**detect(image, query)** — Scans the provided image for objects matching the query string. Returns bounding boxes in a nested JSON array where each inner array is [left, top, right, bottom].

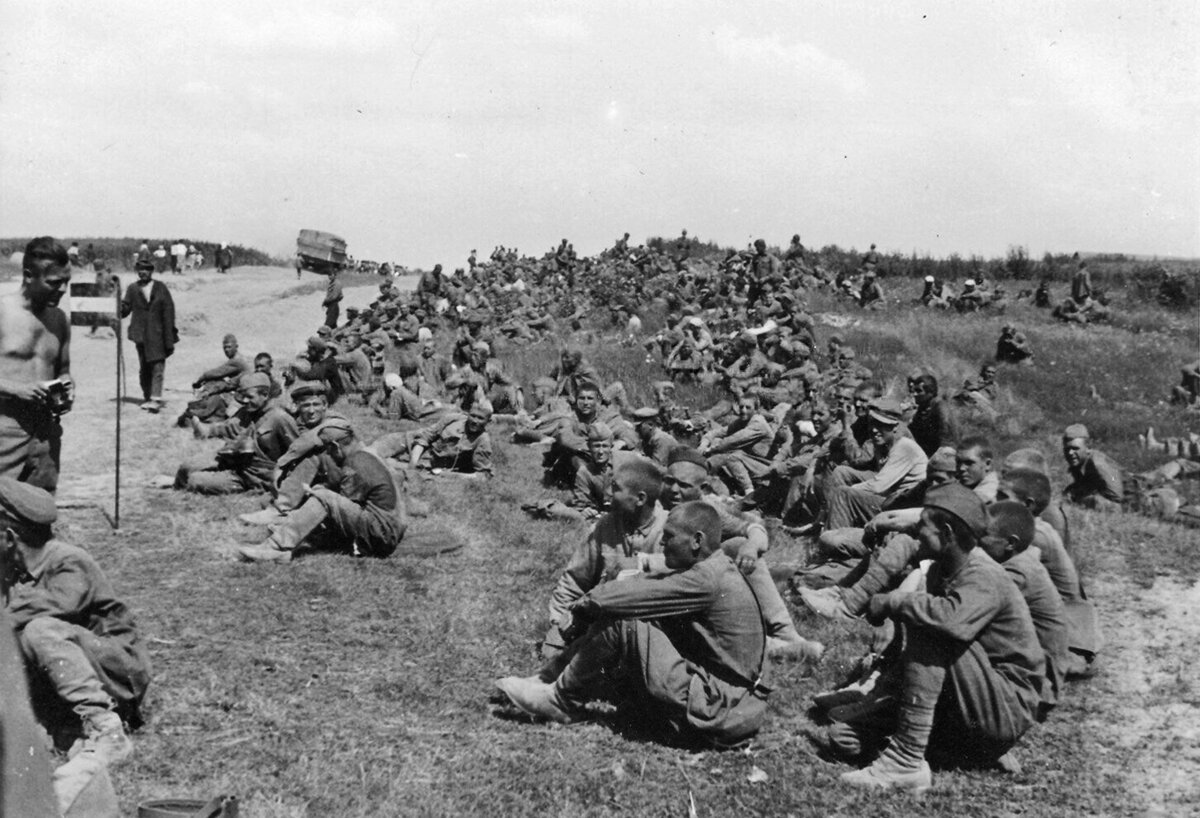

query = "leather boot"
[[840, 703, 934, 794]]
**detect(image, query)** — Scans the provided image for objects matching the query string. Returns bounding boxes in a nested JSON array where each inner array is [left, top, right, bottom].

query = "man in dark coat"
[[119, 258, 178, 413]]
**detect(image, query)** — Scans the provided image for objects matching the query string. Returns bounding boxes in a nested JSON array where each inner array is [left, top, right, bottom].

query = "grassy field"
[[33, 264, 1200, 816]]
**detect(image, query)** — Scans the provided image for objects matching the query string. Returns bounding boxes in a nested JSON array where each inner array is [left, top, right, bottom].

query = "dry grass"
[[30, 265, 1200, 816]]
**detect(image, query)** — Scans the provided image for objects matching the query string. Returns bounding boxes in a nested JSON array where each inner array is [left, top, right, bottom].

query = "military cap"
[[667, 447, 708, 470], [238, 372, 272, 391], [586, 422, 614, 443], [1063, 423, 1090, 441], [290, 382, 327, 401], [631, 407, 660, 421], [925, 275, 935, 283], [134, 258, 154, 271], [306, 336, 327, 353], [923, 483, 988, 538], [841, 347, 857, 360], [1001, 447, 1048, 476], [928, 446, 957, 473], [383, 373, 403, 390], [317, 416, 355, 440], [316, 326, 332, 338], [469, 401, 494, 421], [472, 341, 490, 354], [0, 476, 57, 527], [867, 398, 903, 426]]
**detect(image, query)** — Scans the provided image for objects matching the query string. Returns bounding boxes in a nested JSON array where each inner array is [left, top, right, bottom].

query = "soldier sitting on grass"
[[370, 402, 494, 479], [495, 501, 771, 749], [167, 373, 300, 495], [2, 477, 151, 766], [237, 419, 407, 563], [828, 485, 1044, 793]]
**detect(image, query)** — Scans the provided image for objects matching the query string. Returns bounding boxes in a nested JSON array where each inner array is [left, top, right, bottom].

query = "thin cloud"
[[711, 26, 867, 97]]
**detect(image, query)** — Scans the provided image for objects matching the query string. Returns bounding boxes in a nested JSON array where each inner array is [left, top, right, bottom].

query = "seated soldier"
[[541, 457, 668, 659], [552, 346, 630, 412], [2, 478, 151, 763], [997, 468, 1100, 679], [464, 342, 523, 415], [810, 500, 1066, 739], [239, 383, 347, 524], [170, 373, 300, 494], [371, 402, 494, 478], [821, 399, 928, 531], [253, 352, 284, 399], [495, 501, 771, 748], [701, 391, 774, 498], [237, 420, 407, 563], [662, 448, 823, 662], [858, 271, 883, 309], [832, 485, 1044, 792], [632, 407, 679, 465], [981, 502, 1070, 718], [953, 363, 999, 416], [512, 376, 573, 444], [332, 332, 374, 398], [369, 371, 441, 422], [543, 383, 606, 487], [995, 324, 1033, 365], [287, 336, 344, 405], [956, 436, 1000, 502], [908, 374, 959, 457], [177, 333, 249, 425], [524, 423, 614, 523], [1169, 359, 1200, 406], [1061, 424, 1124, 511]]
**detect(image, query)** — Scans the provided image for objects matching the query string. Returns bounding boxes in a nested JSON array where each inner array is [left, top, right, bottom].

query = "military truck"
[[294, 229, 348, 276]]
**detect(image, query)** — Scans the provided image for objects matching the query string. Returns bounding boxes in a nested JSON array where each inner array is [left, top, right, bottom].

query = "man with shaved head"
[[541, 456, 668, 659], [496, 501, 771, 747], [663, 447, 823, 662]]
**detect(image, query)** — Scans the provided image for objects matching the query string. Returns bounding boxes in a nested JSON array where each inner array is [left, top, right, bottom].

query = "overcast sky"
[[2, 1, 1196, 265]]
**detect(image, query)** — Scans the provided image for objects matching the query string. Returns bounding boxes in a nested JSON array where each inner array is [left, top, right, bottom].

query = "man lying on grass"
[[495, 501, 771, 748]]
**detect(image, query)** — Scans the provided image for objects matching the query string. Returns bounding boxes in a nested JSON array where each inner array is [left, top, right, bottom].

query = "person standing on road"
[[120, 259, 178, 413], [215, 243, 233, 275], [323, 269, 343, 329], [0, 238, 73, 493]]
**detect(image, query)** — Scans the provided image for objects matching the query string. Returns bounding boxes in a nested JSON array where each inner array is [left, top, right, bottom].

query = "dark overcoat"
[[121, 280, 178, 362]]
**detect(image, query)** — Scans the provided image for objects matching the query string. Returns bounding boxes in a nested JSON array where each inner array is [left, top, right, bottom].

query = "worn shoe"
[[494, 676, 578, 724], [139, 401, 158, 412], [82, 712, 133, 766], [994, 751, 1022, 775], [767, 636, 825, 664], [840, 755, 931, 794], [796, 586, 856, 623], [236, 543, 293, 563], [238, 508, 287, 526]]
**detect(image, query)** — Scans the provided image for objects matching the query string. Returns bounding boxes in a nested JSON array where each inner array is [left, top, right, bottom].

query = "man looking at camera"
[[0, 238, 73, 492]]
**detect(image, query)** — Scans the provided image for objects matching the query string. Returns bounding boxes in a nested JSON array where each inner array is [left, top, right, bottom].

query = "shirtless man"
[[0, 238, 73, 492]]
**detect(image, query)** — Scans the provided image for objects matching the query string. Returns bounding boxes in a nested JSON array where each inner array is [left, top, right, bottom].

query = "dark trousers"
[[324, 303, 340, 328], [135, 345, 165, 401]]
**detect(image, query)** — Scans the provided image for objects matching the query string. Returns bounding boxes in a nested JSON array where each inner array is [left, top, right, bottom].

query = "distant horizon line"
[[2, 235, 1196, 267]]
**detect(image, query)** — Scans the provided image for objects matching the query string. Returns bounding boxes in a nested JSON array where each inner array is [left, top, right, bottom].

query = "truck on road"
[[295, 229, 348, 276]]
